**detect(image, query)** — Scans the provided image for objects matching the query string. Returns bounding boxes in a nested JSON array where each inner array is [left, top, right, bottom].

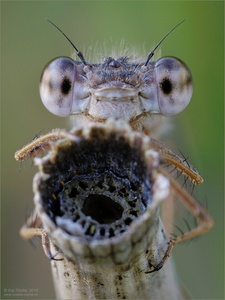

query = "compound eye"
[[155, 57, 193, 116], [40, 57, 75, 117]]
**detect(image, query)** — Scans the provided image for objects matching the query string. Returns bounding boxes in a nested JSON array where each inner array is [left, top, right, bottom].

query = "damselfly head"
[[39, 20, 193, 125]]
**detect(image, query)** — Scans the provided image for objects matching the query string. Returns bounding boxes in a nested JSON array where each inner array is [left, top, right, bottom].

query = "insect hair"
[[75, 39, 162, 66]]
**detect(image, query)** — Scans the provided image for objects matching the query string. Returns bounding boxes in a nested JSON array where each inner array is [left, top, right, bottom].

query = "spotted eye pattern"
[[40, 57, 75, 117], [155, 57, 193, 116], [39, 55, 193, 119]]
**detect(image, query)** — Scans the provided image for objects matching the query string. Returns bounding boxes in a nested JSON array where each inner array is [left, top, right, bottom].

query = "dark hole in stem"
[[69, 187, 79, 197], [82, 194, 123, 224]]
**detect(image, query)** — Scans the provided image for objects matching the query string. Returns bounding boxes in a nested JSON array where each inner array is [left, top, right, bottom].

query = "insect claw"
[[145, 241, 174, 274], [145, 262, 160, 274], [147, 240, 175, 274], [49, 250, 64, 261]]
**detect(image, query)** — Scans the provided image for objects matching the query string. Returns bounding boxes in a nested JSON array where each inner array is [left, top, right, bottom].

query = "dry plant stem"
[[36, 189, 183, 299], [20, 121, 213, 299], [49, 238, 182, 300], [31, 121, 187, 299]]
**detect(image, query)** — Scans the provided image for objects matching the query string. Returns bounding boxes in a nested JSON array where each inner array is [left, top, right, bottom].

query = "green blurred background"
[[1, 1, 224, 299]]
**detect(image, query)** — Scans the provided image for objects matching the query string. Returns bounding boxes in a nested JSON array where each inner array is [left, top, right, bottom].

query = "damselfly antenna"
[[46, 19, 87, 65], [144, 19, 185, 66]]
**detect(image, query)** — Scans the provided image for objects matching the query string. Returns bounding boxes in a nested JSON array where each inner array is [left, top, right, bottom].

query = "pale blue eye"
[[40, 57, 75, 117]]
